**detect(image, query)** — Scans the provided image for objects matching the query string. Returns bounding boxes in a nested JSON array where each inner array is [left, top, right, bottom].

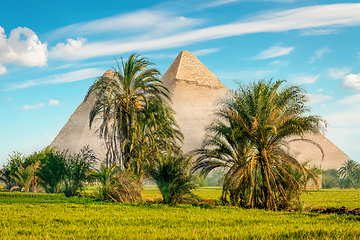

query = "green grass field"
[[1, 187, 359, 239]]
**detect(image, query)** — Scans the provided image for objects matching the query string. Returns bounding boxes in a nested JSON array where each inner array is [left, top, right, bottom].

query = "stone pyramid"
[[49, 70, 115, 160], [51, 50, 350, 170], [161, 50, 228, 153], [287, 133, 350, 170]]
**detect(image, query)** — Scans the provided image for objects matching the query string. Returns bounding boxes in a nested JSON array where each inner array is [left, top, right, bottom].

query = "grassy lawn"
[[1, 188, 360, 239]]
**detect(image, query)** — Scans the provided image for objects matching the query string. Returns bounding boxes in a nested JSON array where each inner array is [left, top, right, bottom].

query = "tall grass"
[[1, 188, 359, 239]]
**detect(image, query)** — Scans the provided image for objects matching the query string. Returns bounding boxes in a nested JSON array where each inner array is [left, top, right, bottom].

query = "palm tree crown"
[[192, 79, 326, 210], [86, 53, 180, 169]]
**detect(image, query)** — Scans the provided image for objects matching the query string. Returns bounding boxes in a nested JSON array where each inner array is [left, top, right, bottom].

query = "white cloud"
[[0, 27, 47, 71], [217, 68, 279, 80], [310, 47, 329, 63], [306, 93, 333, 103], [50, 38, 87, 60], [49, 3, 360, 61], [325, 105, 360, 128], [340, 73, 360, 91], [325, 126, 360, 160], [300, 28, 338, 36], [292, 74, 320, 84], [49, 11, 201, 40], [318, 88, 323, 92], [253, 46, 294, 60], [328, 68, 351, 79], [204, 0, 238, 8], [6, 97, 11, 101], [0, 65, 5, 75], [268, 60, 289, 67], [339, 94, 360, 104], [49, 99, 60, 105], [23, 103, 45, 110], [9, 68, 103, 90], [192, 48, 220, 56]]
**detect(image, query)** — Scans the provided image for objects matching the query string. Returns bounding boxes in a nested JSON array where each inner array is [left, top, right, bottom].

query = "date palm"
[[192, 80, 326, 210], [339, 159, 359, 181], [86, 53, 171, 168], [127, 98, 183, 178]]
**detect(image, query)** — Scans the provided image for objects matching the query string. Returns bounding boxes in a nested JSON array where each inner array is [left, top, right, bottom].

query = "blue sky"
[[1, 0, 360, 165]]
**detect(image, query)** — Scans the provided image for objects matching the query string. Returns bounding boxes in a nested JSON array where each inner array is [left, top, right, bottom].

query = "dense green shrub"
[[147, 151, 197, 205], [322, 169, 339, 189], [36, 147, 66, 193], [63, 146, 97, 197], [93, 164, 142, 203]]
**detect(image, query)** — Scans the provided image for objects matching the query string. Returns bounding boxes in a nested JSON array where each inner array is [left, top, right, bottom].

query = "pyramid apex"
[[161, 50, 225, 89], [102, 70, 116, 78]]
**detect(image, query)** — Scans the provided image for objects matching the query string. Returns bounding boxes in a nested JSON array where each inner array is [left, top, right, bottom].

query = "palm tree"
[[192, 80, 326, 211], [86, 53, 172, 169], [93, 163, 120, 200], [13, 162, 39, 192], [126, 98, 183, 178], [339, 159, 359, 179]]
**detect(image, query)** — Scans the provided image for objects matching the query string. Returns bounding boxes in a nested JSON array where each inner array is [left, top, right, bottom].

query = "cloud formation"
[[340, 73, 360, 91], [0, 65, 5, 75], [253, 46, 294, 60], [9, 68, 103, 90], [325, 105, 360, 127], [300, 28, 338, 36], [47, 3, 360, 61], [50, 38, 87, 60], [193, 48, 220, 56], [0, 27, 48, 72], [49, 99, 60, 105], [339, 94, 360, 104], [328, 67, 351, 79], [49, 11, 201, 40], [310, 47, 329, 63], [306, 93, 333, 103], [292, 74, 319, 84], [23, 103, 45, 110]]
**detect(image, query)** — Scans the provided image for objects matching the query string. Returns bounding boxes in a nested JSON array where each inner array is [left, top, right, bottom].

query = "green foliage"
[[194, 174, 207, 187], [12, 163, 38, 192], [193, 80, 326, 210], [36, 147, 66, 193], [0, 166, 16, 191], [126, 98, 183, 178], [93, 164, 142, 203], [206, 169, 225, 186], [86, 53, 174, 169], [338, 160, 360, 189], [63, 146, 97, 197], [322, 169, 339, 189], [1, 151, 39, 192], [147, 150, 198, 205]]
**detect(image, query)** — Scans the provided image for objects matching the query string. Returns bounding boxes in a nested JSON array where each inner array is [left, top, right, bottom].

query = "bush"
[[322, 169, 339, 189], [93, 164, 142, 203], [147, 150, 197, 205], [63, 146, 97, 197], [36, 147, 66, 193]]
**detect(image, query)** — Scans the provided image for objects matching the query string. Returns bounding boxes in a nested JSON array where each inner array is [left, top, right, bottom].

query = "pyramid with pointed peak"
[[161, 50, 228, 153], [49, 70, 116, 159], [51, 51, 350, 171]]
